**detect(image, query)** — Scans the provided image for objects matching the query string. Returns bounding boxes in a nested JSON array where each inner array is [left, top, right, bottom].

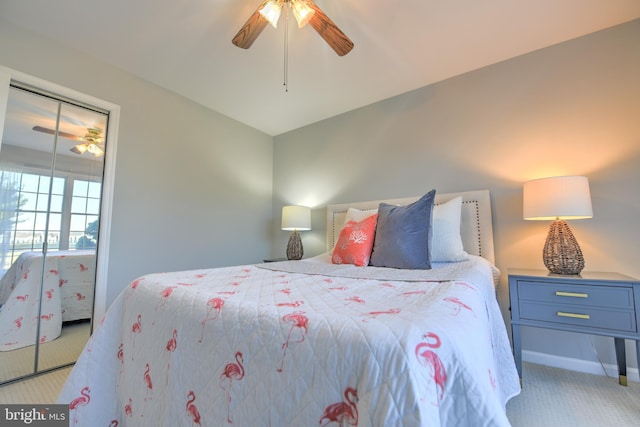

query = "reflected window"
[[0, 169, 101, 272]]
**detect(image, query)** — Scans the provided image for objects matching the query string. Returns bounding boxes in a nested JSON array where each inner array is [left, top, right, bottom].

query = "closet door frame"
[[0, 66, 119, 323]]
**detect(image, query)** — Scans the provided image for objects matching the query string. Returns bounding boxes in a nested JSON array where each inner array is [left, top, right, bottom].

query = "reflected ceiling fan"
[[32, 126, 105, 157], [232, 0, 354, 56]]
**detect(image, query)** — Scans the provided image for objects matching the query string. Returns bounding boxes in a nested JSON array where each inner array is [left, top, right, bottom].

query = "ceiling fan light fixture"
[[87, 143, 99, 154], [291, 0, 314, 28], [83, 128, 104, 156], [259, 1, 283, 28], [33, 125, 104, 156], [232, 0, 354, 56]]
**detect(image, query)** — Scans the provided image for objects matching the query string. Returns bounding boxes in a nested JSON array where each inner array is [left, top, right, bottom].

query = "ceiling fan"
[[32, 126, 105, 157], [232, 0, 354, 56]]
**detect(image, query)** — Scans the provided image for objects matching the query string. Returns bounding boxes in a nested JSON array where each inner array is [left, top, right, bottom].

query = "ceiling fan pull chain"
[[283, 3, 289, 92]]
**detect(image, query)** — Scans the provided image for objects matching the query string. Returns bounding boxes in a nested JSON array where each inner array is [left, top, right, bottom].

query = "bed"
[[58, 189, 520, 426], [0, 250, 95, 351]]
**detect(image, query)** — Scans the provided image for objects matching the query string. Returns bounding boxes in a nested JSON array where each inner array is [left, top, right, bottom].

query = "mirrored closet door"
[[0, 82, 108, 384]]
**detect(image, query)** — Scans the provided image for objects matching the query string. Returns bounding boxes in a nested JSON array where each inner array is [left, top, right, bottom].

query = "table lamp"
[[281, 205, 311, 260], [523, 176, 593, 274]]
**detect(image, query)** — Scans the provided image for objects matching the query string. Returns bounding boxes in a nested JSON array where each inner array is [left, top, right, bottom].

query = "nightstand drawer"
[[519, 301, 636, 332], [518, 281, 634, 309]]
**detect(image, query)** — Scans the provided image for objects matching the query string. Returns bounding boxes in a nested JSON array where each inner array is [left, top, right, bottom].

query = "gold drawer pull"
[[557, 311, 590, 320], [555, 291, 588, 298]]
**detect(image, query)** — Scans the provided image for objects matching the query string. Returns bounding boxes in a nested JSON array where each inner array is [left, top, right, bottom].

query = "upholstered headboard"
[[326, 190, 495, 265]]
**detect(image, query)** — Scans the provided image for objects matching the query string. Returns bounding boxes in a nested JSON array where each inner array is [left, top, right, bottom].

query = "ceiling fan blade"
[[232, 2, 270, 49], [306, 0, 354, 56], [33, 125, 84, 142]]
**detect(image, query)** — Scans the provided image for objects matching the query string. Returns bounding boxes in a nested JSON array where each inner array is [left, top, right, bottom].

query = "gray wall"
[[273, 20, 640, 370], [0, 18, 274, 309]]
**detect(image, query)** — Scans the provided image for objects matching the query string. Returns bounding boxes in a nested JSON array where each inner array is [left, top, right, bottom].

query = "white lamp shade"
[[281, 205, 311, 230], [523, 176, 593, 220]]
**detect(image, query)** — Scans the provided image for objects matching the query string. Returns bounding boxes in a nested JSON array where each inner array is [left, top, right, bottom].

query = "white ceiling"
[[2, 0, 640, 136]]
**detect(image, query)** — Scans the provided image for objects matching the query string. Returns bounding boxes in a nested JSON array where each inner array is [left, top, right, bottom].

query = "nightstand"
[[263, 257, 288, 263], [509, 269, 640, 386]]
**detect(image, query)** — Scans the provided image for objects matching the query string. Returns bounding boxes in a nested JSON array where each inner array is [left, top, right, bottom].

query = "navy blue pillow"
[[369, 190, 436, 269]]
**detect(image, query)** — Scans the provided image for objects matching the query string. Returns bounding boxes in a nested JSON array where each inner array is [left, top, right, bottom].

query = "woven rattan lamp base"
[[286, 230, 304, 260], [542, 219, 585, 275]]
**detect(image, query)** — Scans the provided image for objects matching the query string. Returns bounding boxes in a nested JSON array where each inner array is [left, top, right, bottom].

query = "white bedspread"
[[58, 255, 520, 426], [0, 250, 95, 351]]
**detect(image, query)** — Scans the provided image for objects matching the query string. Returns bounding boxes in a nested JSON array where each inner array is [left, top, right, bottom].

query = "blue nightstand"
[[509, 269, 640, 386]]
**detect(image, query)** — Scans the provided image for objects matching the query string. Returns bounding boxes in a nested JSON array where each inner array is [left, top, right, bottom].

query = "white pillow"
[[432, 196, 468, 262], [344, 207, 377, 223]]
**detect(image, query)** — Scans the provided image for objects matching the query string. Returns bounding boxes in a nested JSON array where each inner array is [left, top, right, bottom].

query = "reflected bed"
[[0, 250, 95, 351]]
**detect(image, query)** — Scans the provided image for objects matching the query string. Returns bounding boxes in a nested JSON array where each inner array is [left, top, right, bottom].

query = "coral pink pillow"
[[331, 214, 378, 266]]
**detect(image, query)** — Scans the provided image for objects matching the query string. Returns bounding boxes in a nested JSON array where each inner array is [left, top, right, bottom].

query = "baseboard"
[[523, 350, 640, 383]]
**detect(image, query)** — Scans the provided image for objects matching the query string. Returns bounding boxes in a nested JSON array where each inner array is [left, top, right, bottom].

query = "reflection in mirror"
[[0, 84, 107, 384]]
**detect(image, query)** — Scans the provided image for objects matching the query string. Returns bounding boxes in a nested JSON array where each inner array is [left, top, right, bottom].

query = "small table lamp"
[[281, 205, 311, 260], [523, 176, 593, 275]]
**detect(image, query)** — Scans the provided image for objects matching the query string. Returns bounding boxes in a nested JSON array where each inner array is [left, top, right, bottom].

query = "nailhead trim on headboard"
[[463, 199, 482, 258]]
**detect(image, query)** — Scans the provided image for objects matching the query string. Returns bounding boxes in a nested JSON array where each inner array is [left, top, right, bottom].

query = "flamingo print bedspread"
[[58, 255, 520, 426]]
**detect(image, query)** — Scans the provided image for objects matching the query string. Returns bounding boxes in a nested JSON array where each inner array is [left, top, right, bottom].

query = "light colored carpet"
[[0, 321, 90, 383], [506, 363, 640, 426], [0, 362, 638, 425], [0, 366, 71, 404]]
